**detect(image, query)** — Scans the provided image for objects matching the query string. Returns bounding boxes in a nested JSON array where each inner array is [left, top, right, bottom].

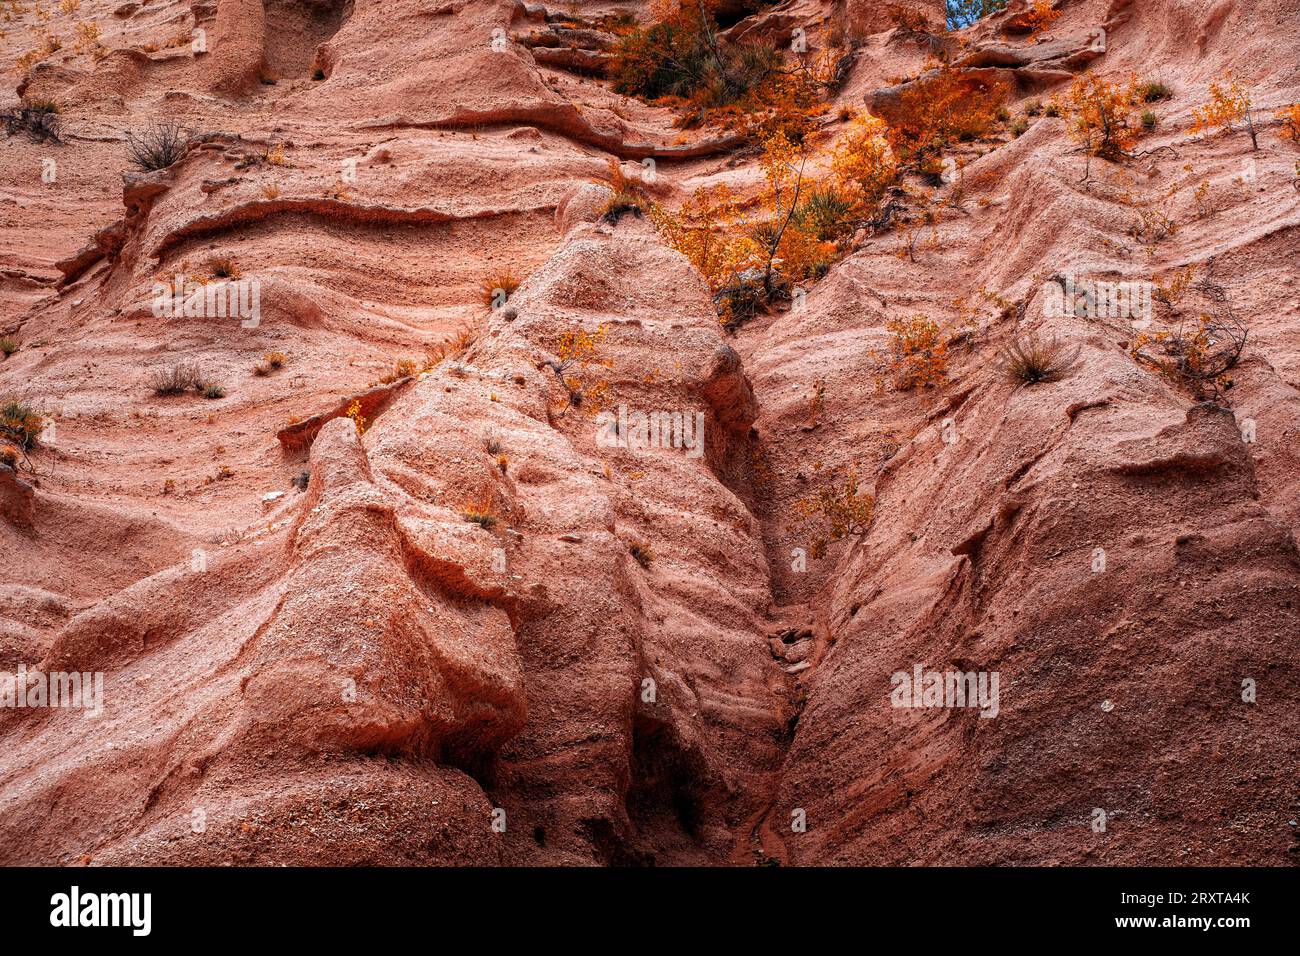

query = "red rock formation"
[[1, 0, 1297, 866]]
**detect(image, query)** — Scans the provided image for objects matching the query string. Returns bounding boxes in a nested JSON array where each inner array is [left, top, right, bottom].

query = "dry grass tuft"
[[998, 332, 1079, 386], [480, 271, 521, 310], [460, 491, 502, 529], [379, 358, 418, 384], [597, 158, 649, 223], [205, 255, 240, 280], [253, 351, 287, 376], [629, 540, 655, 569], [149, 362, 224, 398], [126, 121, 188, 171], [423, 324, 478, 370], [0, 398, 44, 456], [149, 362, 203, 395]]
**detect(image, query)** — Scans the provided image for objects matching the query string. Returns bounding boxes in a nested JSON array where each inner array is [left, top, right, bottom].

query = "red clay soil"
[[0, 0, 1298, 865]]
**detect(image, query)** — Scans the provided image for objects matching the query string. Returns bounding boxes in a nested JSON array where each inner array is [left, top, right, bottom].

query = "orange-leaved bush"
[[611, 0, 833, 143], [656, 133, 844, 327], [0, 398, 43, 455], [831, 111, 900, 221], [1023, 0, 1061, 39], [1277, 103, 1300, 142], [549, 323, 613, 414], [878, 315, 950, 390], [1054, 72, 1141, 160], [1129, 315, 1247, 401], [611, 1, 778, 111], [881, 64, 1006, 163], [1190, 71, 1258, 149], [753, 130, 837, 293], [652, 184, 761, 296], [789, 465, 875, 559]]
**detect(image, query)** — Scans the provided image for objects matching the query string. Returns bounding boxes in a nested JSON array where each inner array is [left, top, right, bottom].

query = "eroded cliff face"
[[0, 0, 1297, 865]]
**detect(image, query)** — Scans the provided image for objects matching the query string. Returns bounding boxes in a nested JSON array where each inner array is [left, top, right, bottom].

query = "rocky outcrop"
[[3, 0, 1299, 869], [276, 377, 415, 455], [868, 27, 1107, 119]]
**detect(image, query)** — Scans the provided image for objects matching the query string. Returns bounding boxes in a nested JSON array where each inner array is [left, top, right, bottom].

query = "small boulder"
[[554, 182, 613, 234]]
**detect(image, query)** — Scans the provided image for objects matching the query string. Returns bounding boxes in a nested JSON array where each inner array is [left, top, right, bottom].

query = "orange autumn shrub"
[[651, 184, 761, 294], [831, 112, 900, 218], [550, 323, 614, 414], [1054, 72, 1141, 159], [611, 0, 778, 111], [1190, 71, 1259, 148], [754, 130, 837, 287], [1277, 103, 1300, 142], [879, 315, 950, 389], [1023, 0, 1061, 39], [882, 64, 1006, 163], [789, 465, 875, 559], [886, 3, 933, 32], [611, 0, 833, 143]]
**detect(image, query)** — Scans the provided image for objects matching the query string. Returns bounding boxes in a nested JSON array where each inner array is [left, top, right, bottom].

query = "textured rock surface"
[[1, 0, 1298, 866]]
